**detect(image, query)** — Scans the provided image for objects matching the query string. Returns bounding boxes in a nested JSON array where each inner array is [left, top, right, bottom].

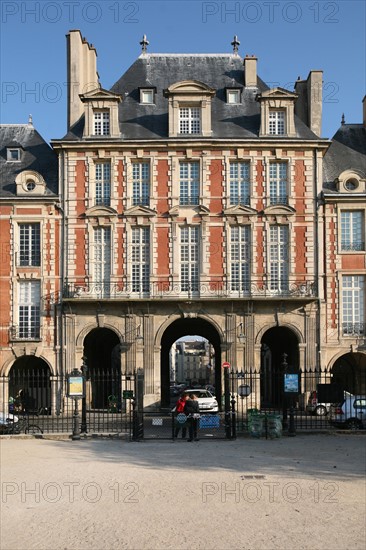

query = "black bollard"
[[288, 406, 296, 437]]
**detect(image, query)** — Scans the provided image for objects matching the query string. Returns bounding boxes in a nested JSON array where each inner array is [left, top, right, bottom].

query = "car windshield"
[[188, 391, 211, 398]]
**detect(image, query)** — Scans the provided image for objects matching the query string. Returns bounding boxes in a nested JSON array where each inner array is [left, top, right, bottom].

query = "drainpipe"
[[314, 148, 322, 371]]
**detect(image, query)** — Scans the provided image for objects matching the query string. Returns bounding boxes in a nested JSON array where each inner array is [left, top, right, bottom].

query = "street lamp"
[[80, 356, 88, 433]]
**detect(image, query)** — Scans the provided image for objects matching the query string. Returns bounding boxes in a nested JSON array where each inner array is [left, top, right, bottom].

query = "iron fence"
[[1, 365, 365, 438]]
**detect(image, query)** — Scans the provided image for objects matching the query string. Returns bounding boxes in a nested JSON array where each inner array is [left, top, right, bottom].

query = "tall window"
[[179, 162, 199, 206], [132, 163, 150, 206], [342, 276, 365, 335], [19, 281, 40, 339], [179, 107, 200, 134], [229, 162, 250, 206], [231, 226, 251, 292], [341, 211, 364, 251], [269, 110, 285, 135], [131, 227, 150, 293], [269, 225, 289, 292], [269, 162, 288, 205], [95, 163, 111, 206], [180, 226, 199, 292], [19, 223, 40, 266], [93, 227, 111, 296], [93, 111, 110, 136]]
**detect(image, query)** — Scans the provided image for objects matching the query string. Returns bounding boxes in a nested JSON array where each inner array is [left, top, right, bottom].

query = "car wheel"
[[315, 406, 327, 417], [345, 418, 362, 430]]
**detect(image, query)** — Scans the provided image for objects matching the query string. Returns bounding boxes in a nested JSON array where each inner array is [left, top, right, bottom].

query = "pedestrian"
[[173, 392, 189, 439], [185, 394, 200, 442]]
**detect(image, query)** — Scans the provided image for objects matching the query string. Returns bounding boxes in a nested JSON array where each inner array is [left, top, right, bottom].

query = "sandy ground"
[[0, 433, 365, 550]]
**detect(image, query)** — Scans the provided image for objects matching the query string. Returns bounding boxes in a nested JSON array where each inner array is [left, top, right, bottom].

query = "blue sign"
[[284, 374, 299, 393], [200, 415, 220, 429]]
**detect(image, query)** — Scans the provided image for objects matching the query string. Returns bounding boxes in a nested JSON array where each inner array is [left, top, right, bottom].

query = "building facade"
[[0, 30, 365, 415], [0, 120, 60, 411]]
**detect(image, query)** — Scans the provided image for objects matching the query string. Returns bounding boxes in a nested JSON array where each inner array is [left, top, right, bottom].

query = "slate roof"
[[60, 54, 320, 141], [0, 124, 58, 198], [323, 123, 366, 192]]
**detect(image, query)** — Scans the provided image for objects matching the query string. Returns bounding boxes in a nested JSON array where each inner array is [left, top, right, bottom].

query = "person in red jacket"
[[174, 393, 189, 438]]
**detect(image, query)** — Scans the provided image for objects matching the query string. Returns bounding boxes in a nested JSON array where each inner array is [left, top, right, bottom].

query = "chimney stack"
[[294, 70, 323, 137], [363, 96, 366, 127], [244, 55, 257, 87], [67, 30, 99, 130]]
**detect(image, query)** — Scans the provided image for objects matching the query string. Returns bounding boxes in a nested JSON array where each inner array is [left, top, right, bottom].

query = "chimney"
[[67, 30, 99, 130], [294, 70, 323, 136], [294, 77, 308, 126], [307, 70, 323, 137], [244, 55, 257, 87], [363, 96, 366, 127]]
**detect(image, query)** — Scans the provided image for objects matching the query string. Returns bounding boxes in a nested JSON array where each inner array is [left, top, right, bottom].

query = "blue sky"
[[1, 0, 365, 142]]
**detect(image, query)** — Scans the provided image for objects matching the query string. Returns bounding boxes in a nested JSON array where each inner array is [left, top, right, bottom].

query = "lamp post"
[[81, 356, 88, 433]]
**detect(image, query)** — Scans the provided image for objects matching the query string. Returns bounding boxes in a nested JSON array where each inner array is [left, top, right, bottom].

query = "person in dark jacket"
[[184, 394, 200, 441]]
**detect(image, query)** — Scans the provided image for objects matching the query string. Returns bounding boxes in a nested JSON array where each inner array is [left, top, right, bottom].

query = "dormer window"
[[165, 80, 215, 138], [93, 110, 110, 136], [257, 88, 297, 137], [140, 89, 154, 104], [80, 88, 121, 138], [269, 110, 285, 135], [7, 148, 21, 161], [226, 89, 241, 104], [345, 179, 359, 191], [26, 180, 36, 192], [179, 107, 201, 135]]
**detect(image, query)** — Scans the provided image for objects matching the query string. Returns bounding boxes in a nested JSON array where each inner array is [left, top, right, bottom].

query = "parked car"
[[329, 395, 366, 429], [0, 413, 19, 434], [306, 391, 331, 416], [184, 389, 219, 413], [306, 390, 353, 416]]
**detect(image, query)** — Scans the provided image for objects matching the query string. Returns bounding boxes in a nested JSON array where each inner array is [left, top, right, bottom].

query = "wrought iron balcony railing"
[[9, 325, 41, 341], [341, 242, 365, 252], [63, 278, 317, 300], [342, 322, 365, 336]]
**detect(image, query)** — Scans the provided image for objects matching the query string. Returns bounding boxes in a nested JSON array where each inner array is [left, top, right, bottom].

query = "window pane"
[[132, 163, 150, 206], [341, 211, 364, 251], [269, 162, 288, 205], [19, 281, 40, 338], [180, 162, 199, 205], [230, 162, 250, 205], [19, 224, 41, 266]]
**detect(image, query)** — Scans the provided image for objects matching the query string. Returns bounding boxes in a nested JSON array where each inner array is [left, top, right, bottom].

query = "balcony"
[[9, 325, 41, 341], [269, 195, 289, 206], [63, 278, 317, 300], [342, 322, 365, 336]]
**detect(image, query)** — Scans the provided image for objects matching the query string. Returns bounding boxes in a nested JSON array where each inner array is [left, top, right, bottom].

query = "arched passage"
[[84, 328, 121, 409], [160, 318, 221, 408], [332, 352, 366, 395], [9, 356, 51, 413], [260, 326, 299, 408]]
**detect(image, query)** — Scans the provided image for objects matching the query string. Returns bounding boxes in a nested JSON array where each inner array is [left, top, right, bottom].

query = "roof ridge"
[[139, 53, 242, 58]]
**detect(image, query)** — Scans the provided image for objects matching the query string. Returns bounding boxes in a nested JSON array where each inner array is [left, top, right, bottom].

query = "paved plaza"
[[0, 434, 365, 550]]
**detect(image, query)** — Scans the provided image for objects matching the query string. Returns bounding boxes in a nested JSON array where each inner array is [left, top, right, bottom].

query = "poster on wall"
[[284, 373, 299, 393]]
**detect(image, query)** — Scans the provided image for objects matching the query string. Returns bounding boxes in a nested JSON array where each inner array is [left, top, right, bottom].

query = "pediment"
[[257, 87, 298, 100], [263, 204, 296, 216], [166, 80, 215, 96], [80, 87, 122, 102], [85, 205, 118, 217], [124, 205, 156, 217], [168, 204, 210, 217], [224, 205, 257, 216]]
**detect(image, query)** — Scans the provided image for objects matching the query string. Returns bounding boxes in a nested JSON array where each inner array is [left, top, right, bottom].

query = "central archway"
[[160, 318, 222, 408]]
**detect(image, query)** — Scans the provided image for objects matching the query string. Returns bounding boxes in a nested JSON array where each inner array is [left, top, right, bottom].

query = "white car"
[[329, 395, 366, 429], [184, 389, 219, 413]]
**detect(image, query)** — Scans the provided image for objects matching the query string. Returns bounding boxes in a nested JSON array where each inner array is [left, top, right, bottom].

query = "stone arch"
[[255, 321, 304, 346], [159, 316, 222, 408], [2, 354, 55, 377], [76, 322, 122, 349], [154, 313, 225, 349]]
